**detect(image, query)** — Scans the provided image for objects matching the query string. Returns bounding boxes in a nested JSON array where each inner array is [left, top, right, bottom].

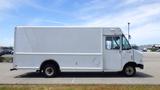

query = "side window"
[[122, 35, 131, 50], [105, 36, 120, 50]]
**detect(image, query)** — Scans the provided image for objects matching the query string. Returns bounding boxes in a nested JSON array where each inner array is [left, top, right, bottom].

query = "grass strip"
[[0, 84, 160, 90]]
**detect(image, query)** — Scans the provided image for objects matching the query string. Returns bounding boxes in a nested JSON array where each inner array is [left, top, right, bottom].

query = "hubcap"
[[45, 67, 54, 76], [125, 66, 134, 75]]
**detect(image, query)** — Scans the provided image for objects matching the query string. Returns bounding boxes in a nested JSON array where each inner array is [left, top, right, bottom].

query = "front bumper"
[[136, 64, 144, 69]]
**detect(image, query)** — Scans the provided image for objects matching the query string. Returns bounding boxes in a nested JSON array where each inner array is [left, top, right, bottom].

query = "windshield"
[[122, 35, 131, 50]]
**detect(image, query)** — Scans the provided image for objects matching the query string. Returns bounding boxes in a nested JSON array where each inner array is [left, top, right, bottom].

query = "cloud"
[[26, 18, 67, 26], [22, 0, 72, 17], [78, 1, 160, 26], [0, 37, 13, 46], [131, 21, 160, 45], [0, 0, 14, 10], [0, 0, 26, 11], [73, 1, 160, 45], [0, 0, 21, 46], [0, 0, 160, 46], [123, 0, 143, 5]]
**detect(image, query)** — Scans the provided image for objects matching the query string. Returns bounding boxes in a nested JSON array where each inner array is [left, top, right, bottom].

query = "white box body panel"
[[15, 27, 102, 53], [14, 53, 103, 72], [14, 27, 105, 72]]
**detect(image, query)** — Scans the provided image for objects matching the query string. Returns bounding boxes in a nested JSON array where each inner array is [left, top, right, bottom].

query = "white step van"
[[11, 26, 143, 77]]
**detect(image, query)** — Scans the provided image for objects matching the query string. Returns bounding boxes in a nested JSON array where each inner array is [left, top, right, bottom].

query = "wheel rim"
[[45, 67, 54, 76], [125, 66, 134, 76]]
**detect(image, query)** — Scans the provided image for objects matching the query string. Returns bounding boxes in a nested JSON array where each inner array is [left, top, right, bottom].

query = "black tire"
[[43, 64, 58, 78], [123, 65, 136, 77]]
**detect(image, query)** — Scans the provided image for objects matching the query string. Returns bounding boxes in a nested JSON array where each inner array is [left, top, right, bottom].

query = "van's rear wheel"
[[123, 65, 136, 77], [43, 64, 58, 77]]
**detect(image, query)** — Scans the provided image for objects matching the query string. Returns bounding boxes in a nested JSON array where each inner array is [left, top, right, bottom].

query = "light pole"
[[128, 22, 130, 40]]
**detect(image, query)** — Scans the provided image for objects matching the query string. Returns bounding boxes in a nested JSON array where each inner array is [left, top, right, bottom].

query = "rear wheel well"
[[40, 59, 60, 72]]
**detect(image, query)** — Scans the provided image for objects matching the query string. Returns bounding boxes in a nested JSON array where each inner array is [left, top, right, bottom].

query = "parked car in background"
[[0, 50, 13, 56], [156, 49, 160, 52]]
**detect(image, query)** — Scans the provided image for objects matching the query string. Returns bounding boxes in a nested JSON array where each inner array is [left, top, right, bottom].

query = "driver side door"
[[103, 36, 122, 71]]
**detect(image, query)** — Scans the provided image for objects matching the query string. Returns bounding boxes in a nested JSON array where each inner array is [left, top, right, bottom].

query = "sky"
[[0, 0, 160, 46]]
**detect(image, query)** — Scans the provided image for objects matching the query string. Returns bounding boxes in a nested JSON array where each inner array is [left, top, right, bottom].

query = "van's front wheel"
[[43, 64, 58, 77], [123, 65, 136, 77]]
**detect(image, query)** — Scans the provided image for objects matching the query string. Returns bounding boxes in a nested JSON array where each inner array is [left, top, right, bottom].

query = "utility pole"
[[128, 22, 130, 40]]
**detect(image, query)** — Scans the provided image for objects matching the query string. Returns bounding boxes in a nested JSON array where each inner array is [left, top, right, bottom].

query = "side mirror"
[[128, 35, 131, 39]]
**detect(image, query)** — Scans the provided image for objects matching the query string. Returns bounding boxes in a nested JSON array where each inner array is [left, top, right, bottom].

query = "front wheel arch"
[[123, 62, 137, 69], [123, 62, 137, 77]]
